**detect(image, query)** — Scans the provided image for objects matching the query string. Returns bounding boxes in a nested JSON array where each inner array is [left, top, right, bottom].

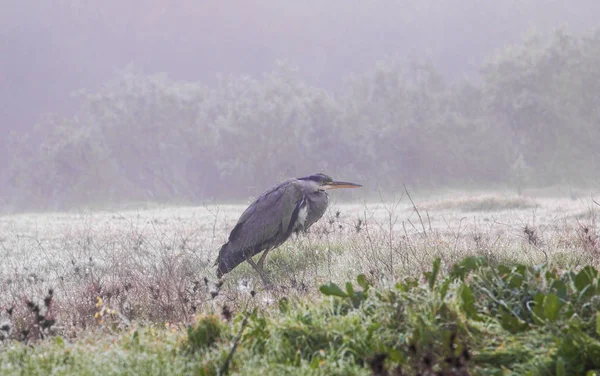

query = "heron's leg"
[[245, 254, 271, 287], [256, 249, 270, 270]]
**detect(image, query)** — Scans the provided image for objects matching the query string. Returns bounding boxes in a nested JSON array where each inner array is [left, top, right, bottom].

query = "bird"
[[215, 173, 362, 283]]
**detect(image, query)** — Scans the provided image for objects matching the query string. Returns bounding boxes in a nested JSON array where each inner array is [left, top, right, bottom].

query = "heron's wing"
[[229, 179, 298, 235], [216, 179, 305, 276], [230, 179, 304, 247]]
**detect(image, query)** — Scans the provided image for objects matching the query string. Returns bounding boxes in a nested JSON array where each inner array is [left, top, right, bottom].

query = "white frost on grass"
[[0, 193, 597, 326]]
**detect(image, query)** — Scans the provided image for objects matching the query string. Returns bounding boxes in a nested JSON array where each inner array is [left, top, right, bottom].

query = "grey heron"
[[215, 173, 362, 282]]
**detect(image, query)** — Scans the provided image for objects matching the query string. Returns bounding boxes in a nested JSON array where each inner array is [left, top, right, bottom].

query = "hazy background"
[[2, 1, 600, 210]]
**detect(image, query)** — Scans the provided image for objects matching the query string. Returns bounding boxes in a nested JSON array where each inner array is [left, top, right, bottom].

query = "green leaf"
[[386, 349, 405, 363], [55, 336, 64, 346], [532, 293, 546, 324], [578, 284, 597, 302], [575, 266, 598, 292], [450, 256, 487, 280], [278, 297, 289, 314], [508, 274, 524, 289], [562, 303, 575, 320], [459, 283, 480, 320], [556, 357, 565, 376], [396, 278, 418, 292], [131, 330, 140, 346], [319, 283, 348, 298], [545, 269, 558, 282], [440, 279, 451, 300], [497, 264, 510, 277], [501, 314, 529, 333], [544, 294, 561, 322], [438, 302, 454, 321], [515, 264, 527, 278], [425, 257, 441, 289], [310, 356, 321, 369], [550, 280, 567, 299], [596, 312, 600, 336], [366, 322, 382, 340], [357, 274, 370, 291], [345, 282, 355, 297], [351, 291, 366, 307]]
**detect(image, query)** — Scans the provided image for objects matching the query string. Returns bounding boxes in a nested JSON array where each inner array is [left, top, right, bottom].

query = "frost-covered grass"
[[3, 255, 600, 375], [0, 192, 599, 374]]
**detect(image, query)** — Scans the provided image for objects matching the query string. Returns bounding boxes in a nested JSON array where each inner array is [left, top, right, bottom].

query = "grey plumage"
[[302, 189, 329, 231], [215, 173, 361, 280]]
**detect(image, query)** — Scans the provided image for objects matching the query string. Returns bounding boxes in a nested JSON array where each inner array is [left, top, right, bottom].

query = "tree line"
[[2, 29, 599, 210]]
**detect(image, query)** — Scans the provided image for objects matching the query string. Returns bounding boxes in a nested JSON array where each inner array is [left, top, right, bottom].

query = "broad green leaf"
[[578, 284, 597, 302], [497, 264, 510, 277], [596, 312, 600, 336], [319, 283, 347, 298], [575, 266, 598, 292], [357, 274, 370, 291], [544, 293, 561, 322], [566, 271, 577, 284]]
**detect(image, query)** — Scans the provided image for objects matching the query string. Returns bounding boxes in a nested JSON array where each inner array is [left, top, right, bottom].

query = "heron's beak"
[[323, 180, 363, 190]]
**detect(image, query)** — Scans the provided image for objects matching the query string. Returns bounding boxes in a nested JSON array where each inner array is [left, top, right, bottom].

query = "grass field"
[[1, 191, 599, 375]]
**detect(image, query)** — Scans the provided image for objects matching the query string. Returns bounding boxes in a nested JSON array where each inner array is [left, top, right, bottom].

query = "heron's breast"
[[296, 203, 309, 228]]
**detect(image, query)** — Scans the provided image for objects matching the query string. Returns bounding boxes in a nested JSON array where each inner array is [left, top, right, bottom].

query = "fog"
[[2, 1, 600, 210]]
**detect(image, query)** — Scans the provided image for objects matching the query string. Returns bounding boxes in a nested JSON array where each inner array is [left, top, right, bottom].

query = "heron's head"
[[299, 173, 362, 192]]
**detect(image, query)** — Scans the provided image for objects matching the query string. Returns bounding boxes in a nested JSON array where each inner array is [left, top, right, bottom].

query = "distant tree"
[[3, 28, 600, 210], [482, 29, 600, 184]]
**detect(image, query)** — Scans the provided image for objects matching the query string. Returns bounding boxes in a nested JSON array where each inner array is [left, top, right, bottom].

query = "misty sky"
[[2, 1, 599, 137]]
